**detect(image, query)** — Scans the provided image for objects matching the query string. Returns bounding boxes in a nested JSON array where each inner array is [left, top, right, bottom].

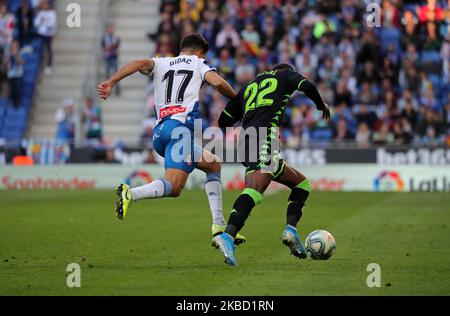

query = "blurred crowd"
[[0, 0, 101, 147], [0, 0, 56, 107], [143, 0, 450, 148]]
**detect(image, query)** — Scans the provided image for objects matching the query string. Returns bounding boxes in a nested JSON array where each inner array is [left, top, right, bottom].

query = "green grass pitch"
[[1, 190, 449, 295]]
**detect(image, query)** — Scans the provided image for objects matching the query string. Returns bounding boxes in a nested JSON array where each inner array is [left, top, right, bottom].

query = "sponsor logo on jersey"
[[160, 106, 187, 119]]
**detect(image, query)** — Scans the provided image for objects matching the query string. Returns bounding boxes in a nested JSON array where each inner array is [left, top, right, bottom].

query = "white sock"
[[205, 172, 226, 226], [130, 179, 172, 201]]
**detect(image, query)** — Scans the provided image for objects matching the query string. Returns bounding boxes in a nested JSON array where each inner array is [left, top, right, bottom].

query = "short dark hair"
[[180, 33, 209, 54], [272, 63, 295, 71]]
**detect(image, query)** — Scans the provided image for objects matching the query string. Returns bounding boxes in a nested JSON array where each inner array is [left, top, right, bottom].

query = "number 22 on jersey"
[[244, 78, 278, 113]]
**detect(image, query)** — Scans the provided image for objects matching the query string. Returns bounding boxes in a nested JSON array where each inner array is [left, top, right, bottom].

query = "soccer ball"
[[305, 230, 336, 260]]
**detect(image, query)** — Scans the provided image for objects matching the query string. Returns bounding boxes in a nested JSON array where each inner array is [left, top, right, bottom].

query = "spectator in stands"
[[82, 97, 102, 144], [55, 98, 76, 144], [381, 0, 400, 28], [441, 9, 450, 39], [34, 0, 56, 75], [30, 0, 42, 10], [155, 32, 176, 57], [393, 120, 413, 145], [423, 21, 442, 52], [295, 46, 318, 79], [420, 88, 439, 110], [400, 9, 420, 50], [355, 122, 371, 148], [144, 0, 449, 149], [445, 99, 450, 128], [398, 89, 419, 110], [357, 60, 379, 85], [399, 59, 420, 92], [285, 124, 303, 149], [372, 122, 395, 145], [234, 51, 255, 88], [179, 0, 204, 23], [356, 104, 378, 130], [215, 22, 240, 49], [356, 82, 378, 105], [241, 21, 260, 47], [102, 24, 120, 95], [318, 56, 337, 85], [420, 126, 444, 146], [334, 118, 353, 142], [15, 0, 34, 46], [212, 47, 235, 84], [401, 101, 419, 128], [417, 108, 446, 142], [334, 80, 352, 107], [416, 0, 445, 24], [6, 40, 24, 108], [0, 3, 14, 52]]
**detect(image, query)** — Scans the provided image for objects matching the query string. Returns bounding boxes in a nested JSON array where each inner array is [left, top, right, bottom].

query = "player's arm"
[[204, 71, 236, 99], [98, 58, 155, 100], [218, 92, 243, 128], [288, 71, 330, 119]]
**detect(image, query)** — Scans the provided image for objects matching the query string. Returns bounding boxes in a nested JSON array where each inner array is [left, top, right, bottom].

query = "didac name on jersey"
[[170, 57, 192, 67]]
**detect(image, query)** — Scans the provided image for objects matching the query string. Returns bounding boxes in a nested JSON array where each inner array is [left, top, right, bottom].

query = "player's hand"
[[321, 103, 331, 120], [98, 81, 113, 100]]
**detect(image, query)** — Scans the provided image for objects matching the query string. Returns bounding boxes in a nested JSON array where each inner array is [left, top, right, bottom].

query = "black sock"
[[286, 187, 309, 227], [225, 194, 256, 237]]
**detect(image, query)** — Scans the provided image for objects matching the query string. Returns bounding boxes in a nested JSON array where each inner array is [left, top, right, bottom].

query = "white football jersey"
[[150, 55, 216, 126]]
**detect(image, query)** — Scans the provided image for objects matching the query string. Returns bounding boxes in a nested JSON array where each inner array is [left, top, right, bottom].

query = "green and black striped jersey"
[[221, 69, 308, 129]]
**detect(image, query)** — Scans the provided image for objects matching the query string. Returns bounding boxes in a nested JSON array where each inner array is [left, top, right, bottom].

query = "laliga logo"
[[374, 171, 404, 192], [124, 170, 153, 187]]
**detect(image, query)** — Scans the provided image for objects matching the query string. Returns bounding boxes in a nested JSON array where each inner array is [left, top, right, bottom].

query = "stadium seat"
[[380, 28, 400, 52], [2, 125, 24, 140], [311, 127, 333, 141], [403, 4, 416, 12], [421, 51, 443, 75], [421, 51, 441, 63], [429, 74, 441, 89], [7, 0, 22, 12]]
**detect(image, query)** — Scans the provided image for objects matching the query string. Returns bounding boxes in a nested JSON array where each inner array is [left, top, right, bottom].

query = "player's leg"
[[196, 149, 246, 245], [130, 168, 188, 199], [213, 169, 272, 266], [225, 170, 272, 237], [273, 163, 311, 259], [196, 149, 225, 226], [274, 164, 311, 227], [114, 120, 192, 219], [128, 121, 194, 199]]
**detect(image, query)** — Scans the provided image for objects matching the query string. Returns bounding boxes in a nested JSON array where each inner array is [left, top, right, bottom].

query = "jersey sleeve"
[[284, 70, 308, 93], [285, 70, 326, 110], [148, 57, 159, 76], [218, 91, 244, 128], [199, 59, 217, 81]]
